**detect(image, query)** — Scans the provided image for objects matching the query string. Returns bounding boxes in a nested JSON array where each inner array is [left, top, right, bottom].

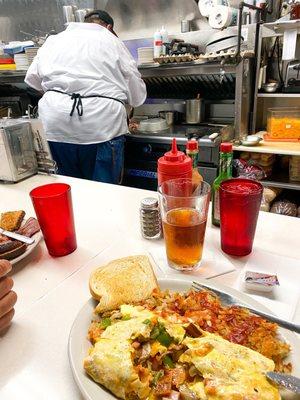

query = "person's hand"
[[0, 260, 17, 334]]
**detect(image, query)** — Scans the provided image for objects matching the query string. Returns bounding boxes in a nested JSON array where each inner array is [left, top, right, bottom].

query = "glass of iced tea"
[[158, 178, 211, 271]]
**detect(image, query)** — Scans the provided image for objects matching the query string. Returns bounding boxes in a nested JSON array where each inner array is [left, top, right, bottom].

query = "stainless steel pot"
[[158, 111, 174, 126], [186, 99, 202, 124]]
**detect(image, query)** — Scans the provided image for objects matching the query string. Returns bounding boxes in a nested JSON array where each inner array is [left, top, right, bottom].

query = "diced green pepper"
[[162, 355, 175, 369], [100, 317, 111, 328], [150, 323, 173, 346], [150, 325, 160, 339], [143, 319, 151, 325], [152, 370, 164, 386], [122, 314, 131, 321], [157, 329, 173, 347]]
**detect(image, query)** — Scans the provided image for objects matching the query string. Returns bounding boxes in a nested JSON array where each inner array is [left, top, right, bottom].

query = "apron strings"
[[46, 89, 125, 117]]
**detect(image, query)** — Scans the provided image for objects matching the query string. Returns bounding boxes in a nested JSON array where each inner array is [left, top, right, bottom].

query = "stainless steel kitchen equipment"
[[181, 20, 191, 33], [124, 124, 222, 191], [0, 120, 38, 182], [137, 59, 254, 138], [123, 38, 255, 190], [262, 82, 280, 93], [252, 20, 300, 133], [74, 8, 93, 22], [0, 118, 56, 183], [62, 5, 77, 24], [284, 61, 300, 93], [158, 111, 175, 126], [186, 99, 203, 124]]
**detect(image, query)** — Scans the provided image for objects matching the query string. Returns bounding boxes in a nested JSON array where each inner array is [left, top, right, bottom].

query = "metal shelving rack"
[[0, 71, 26, 84], [260, 173, 300, 190], [246, 20, 300, 192], [252, 19, 300, 131], [257, 93, 300, 97]]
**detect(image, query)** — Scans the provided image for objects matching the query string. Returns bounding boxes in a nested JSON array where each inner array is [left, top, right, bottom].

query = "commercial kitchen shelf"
[[233, 139, 300, 156], [260, 171, 300, 191], [257, 93, 300, 98], [0, 71, 26, 84], [262, 19, 300, 38], [138, 62, 236, 78]]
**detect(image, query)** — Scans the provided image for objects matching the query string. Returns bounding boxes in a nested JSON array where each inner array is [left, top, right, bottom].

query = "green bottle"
[[212, 142, 233, 227]]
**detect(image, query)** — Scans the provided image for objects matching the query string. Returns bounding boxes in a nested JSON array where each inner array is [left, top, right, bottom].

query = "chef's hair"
[[84, 10, 114, 28], [84, 15, 106, 25]]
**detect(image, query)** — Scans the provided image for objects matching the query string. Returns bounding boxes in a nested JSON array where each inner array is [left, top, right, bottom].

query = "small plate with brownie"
[[0, 210, 42, 264]]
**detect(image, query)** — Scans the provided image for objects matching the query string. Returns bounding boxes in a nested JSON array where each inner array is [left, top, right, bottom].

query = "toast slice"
[[89, 255, 159, 313], [0, 210, 25, 231], [0, 240, 27, 260]]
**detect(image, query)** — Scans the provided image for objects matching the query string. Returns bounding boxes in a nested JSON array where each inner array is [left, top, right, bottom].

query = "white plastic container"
[[153, 29, 163, 58], [160, 26, 168, 55], [208, 6, 238, 29]]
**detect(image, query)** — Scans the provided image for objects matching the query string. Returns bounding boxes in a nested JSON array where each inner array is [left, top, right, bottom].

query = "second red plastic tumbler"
[[219, 178, 263, 256]]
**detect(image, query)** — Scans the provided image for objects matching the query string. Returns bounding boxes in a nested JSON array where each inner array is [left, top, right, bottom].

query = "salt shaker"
[[140, 197, 162, 240]]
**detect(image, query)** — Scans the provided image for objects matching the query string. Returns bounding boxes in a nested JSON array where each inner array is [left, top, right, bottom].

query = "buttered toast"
[[0, 210, 25, 231], [89, 255, 158, 313]]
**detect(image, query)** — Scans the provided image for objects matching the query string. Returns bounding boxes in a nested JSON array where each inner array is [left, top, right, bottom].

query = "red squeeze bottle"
[[157, 138, 192, 185]]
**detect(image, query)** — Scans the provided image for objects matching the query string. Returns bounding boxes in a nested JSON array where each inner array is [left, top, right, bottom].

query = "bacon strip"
[[16, 218, 40, 237]]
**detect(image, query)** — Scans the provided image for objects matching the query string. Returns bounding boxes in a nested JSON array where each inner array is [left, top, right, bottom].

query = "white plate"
[[11, 230, 43, 265], [68, 277, 300, 400]]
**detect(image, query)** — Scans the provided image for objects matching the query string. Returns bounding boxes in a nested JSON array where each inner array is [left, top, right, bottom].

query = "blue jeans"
[[48, 136, 125, 184]]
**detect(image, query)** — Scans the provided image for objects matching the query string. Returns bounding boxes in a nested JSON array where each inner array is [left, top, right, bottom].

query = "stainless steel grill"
[[139, 59, 254, 138]]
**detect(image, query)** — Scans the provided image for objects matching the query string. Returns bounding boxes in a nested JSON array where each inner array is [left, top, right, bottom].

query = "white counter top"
[[0, 174, 299, 400]]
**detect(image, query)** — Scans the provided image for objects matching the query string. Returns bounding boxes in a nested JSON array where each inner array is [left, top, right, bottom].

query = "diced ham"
[[162, 390, 180, 400], [171, 367, 186, 387], [153, 372, 172, 396]]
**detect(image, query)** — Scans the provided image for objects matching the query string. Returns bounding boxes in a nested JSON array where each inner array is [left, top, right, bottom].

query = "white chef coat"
[[25, 23, 146, 144]]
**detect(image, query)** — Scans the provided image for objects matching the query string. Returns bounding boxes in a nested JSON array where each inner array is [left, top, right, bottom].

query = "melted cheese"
[[84, 338, 150, 399], [180, 333, 280, 400], [120, 304, 153, 319], [163, 321, 186, 343]]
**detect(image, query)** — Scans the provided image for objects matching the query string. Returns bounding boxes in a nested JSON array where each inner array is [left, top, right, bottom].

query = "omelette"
[[84, 305, 280, 400]]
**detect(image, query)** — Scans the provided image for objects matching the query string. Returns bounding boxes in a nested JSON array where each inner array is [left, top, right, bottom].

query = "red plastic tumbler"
[[219, 178, 263, 256], [30, 183, 77, 257]]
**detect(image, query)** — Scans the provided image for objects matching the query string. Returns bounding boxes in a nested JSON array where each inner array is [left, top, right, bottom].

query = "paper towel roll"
[[208, 5, 238, 29], [199, 0, 228, 17]]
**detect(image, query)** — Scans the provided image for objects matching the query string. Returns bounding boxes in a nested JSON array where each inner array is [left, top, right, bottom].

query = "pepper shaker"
[[140, 197, 162, 240]]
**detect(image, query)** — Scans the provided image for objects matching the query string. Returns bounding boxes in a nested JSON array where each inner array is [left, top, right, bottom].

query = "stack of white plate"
[[25, 47, 38, 66], [137, 47, 154, 65], [14, 53, 29, 70], [139, 118, 169, 132]]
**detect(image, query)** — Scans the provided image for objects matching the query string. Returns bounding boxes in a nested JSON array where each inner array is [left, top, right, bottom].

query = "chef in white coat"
[[25, 10, 146, 183]]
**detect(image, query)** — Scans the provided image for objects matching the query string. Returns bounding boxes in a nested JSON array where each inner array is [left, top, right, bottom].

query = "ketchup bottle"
[[157, 138, 192, 185]]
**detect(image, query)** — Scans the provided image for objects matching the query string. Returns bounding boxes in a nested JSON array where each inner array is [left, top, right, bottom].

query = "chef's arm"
[[118, 42, 147, 107], [24, 56, 44, 93]]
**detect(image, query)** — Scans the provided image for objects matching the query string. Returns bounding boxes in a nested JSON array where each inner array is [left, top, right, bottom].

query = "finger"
[[0, 291, 17, 319], [0, 260, 12, 278], [0, 308, 15, 335], [0, 277, 14, 300]]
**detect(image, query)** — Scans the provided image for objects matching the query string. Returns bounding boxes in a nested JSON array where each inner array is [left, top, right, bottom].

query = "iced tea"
[[163, 208, 207, 270]]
